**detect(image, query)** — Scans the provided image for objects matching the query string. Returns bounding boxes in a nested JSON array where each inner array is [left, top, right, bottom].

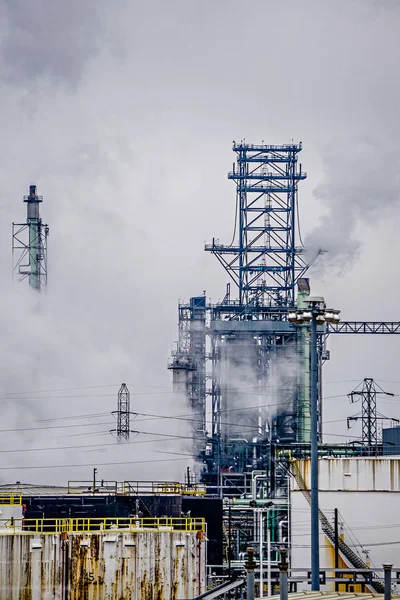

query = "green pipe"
[[29, 220, 39, 290]]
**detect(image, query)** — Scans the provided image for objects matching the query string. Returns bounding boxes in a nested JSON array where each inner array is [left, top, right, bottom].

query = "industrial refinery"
[[0, 0, 398, 597], [167, 141, 400, 595], [2, 141, 400, 599]]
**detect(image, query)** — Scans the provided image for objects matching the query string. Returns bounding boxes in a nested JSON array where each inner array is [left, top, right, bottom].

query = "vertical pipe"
[[334, 508, 339, 592], [64, 540, 69, 600], [260, 511, 264, 598], [228, 501, 232, 578], [279, 549, 288, 600], [310, 313, 320, 590], [245, 548, 255, 600], [198, 539, 201, 596], [267, 517, 271, 597], [28, 221, 38, 290], [383, 564, 393, 600], [93, 468, 97, 495]]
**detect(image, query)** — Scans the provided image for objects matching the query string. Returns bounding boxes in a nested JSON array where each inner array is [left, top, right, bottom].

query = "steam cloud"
[[305, 138, 400, 274]]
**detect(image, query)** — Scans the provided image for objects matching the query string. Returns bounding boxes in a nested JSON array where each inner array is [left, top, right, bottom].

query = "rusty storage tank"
[[0, 518, 206, 600]]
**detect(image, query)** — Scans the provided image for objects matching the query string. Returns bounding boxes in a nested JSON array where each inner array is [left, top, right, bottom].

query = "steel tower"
[[111, 383, 131, 441], [205, 142, 307, 307], [203, 142, 311, 469], [12, 185, 49, 292], [347, 378, 397, 454]]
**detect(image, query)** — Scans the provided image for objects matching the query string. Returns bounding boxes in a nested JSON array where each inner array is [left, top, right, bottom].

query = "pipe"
[[245, 548, 255, 600], [232, 499, 272, 507], [259, 511, 264, 598], [252, 474, 268, 500], [278, 519, 287, 543], [279, 549, 288, 600], [383, 563, 393, 600], [267, 524, 271, 597], [198, 539, 201, 596], [310, 312, 320, 590]]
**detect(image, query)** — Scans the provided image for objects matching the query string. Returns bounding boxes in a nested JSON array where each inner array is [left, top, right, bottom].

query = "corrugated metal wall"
[[292, 457, 400, 491], [0, 530, 205, 599]]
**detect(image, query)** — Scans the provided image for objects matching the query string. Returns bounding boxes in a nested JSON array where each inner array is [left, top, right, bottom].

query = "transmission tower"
[[347, 378, 396, 454], [111, 383, 131, 441], [12, 185, 49, 292]]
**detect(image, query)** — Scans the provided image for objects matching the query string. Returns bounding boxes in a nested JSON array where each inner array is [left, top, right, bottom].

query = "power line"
[[38, 395, 349, 425], [0, 421, 113, 434], [0, 435, 185, 455], [0, 457, 191, 471]]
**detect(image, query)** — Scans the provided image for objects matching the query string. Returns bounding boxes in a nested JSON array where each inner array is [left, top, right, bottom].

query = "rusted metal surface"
[[0, 530, 205, 599]]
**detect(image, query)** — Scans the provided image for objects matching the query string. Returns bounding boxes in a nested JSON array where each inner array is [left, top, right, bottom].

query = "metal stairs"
[[290, 459, 384, 593]]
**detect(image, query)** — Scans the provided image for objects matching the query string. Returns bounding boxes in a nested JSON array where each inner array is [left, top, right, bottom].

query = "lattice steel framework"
[[168, 296, 207, 434], [12, 185, 49, 292], [111, 383, 131, 442], [347, 378, 396, 453], [205, 142, 307, 307]]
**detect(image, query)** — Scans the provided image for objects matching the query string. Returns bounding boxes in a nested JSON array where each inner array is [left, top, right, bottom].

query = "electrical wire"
[[295, 192, 304, 247], [227, 188, 239, 248], [0, 457, 191, 471], [0, 435, 186, 455]]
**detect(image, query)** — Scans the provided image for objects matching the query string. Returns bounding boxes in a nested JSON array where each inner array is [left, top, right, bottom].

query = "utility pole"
[[310, 303, 320, 591], [289, 298, 340, 591]]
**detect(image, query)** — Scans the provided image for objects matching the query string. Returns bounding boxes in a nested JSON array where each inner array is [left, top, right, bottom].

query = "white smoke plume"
[[216, 338, 300, 441], [305, 138, 400, 275]]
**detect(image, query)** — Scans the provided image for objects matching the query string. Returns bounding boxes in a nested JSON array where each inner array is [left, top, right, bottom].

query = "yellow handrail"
[[0, 516, 206, 535], [0, 493, 22, 506], [67, 480, 207, 496]]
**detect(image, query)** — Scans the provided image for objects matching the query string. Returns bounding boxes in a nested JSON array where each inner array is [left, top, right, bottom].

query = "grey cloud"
[[0, 0, 123, 85], [0, 0, 399, 485]]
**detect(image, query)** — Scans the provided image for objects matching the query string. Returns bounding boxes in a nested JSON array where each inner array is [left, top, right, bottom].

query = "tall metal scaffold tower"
[[12, 185, 49, 292], [111, 383, 131, 442], [203, 142, 311, 467], [206, 141, 307, 307]]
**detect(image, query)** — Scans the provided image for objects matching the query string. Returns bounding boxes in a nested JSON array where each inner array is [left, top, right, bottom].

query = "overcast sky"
[[0, 0, 399, 484]]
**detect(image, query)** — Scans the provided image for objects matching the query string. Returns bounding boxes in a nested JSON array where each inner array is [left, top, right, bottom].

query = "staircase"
[[290, 459, 384, 593]]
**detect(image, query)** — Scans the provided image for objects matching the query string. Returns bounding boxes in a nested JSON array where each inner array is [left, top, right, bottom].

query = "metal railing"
[[0, 516, 206, 535], [0, 493, 22, 506], [67, 480, 206, 496]]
